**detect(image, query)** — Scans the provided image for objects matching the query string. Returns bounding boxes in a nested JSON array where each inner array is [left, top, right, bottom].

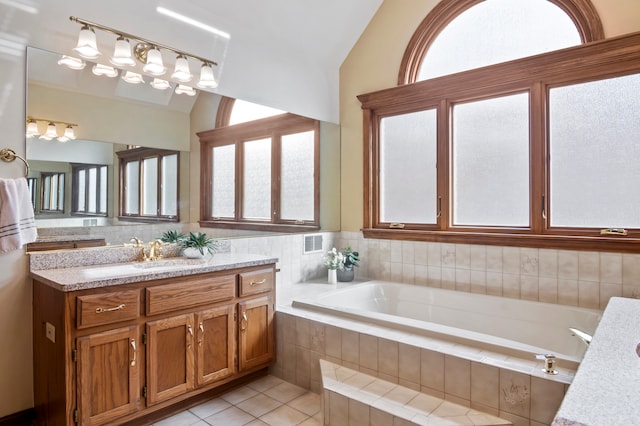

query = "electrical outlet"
[[45, 322, 55, 343]]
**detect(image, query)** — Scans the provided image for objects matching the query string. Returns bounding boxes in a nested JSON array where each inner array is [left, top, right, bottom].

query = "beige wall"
[[339, 0, 640, 231], [28, 84, 190, 150]]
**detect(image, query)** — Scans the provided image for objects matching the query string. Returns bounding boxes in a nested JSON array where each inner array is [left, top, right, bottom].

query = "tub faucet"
[[535, 354, 558, 375], [569, 327, 592, 346]]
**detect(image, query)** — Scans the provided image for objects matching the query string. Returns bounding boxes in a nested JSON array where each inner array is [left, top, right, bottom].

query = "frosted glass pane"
[[125, 161, 139, 214], [419, 0, 580, 80], [88, 167, 97, 213], [99, 166, 107, 214], [550, 73, 640, 228], [161, 154, 178, 216], [380, 109, 437, 224], [212, 145, 236, 218], [243, 138, 271, 219], [453, 93, 529, 226], [281, 131, 314, 221], [77, 170, 86, 211], [142, 158, 158, 215]]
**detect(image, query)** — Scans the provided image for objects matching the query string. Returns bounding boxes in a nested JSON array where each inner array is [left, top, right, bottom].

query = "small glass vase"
[[328, 269, 337, 284]]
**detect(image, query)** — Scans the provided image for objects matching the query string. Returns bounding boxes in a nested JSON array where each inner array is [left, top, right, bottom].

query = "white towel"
[[0, 178, 38, 253]]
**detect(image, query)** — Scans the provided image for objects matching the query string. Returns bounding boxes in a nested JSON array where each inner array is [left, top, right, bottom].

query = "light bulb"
[[92, 63, 119, 77], [197, 63, 218, 88], [73, 25, 101, 59], [150, 78, 171, 90], [142, 47, 166, 76], [175, 84, 196, 96], [171, 55, 192, 82], [57, 55, 86, 70], [122, 71, 145, 84], [110, 36, 136, 67]]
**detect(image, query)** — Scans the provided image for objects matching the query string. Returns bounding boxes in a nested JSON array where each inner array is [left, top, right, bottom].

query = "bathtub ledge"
[[552, 297, 640, 425]]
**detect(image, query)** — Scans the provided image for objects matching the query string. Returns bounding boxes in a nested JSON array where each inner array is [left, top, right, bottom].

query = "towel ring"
[[0, 148, 30, 177]]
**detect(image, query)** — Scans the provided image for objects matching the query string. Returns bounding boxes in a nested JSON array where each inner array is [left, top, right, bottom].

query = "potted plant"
[[159, 230, 186, 243], [179, 232, 218, 258], [337, 246, 360, 282], [322, 248, 343, 284]]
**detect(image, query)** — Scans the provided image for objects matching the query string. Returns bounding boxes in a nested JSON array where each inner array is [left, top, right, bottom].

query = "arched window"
[[361, 0, 640, 250], [201, 97, 320, 232], [399, 0, 603, 84]]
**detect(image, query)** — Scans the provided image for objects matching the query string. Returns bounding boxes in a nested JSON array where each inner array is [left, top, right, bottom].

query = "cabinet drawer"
[[146, 275, 236, 316], [77, 290, 140, 329], [239, 268, 274, 296]]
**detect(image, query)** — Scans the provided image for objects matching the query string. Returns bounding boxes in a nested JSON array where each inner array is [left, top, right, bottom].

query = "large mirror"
[[26, 46, 192, 227], [25, 46, 340, 244]]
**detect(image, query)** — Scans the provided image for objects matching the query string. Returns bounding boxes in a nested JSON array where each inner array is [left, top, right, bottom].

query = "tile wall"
[[336, 232, 640, 310]]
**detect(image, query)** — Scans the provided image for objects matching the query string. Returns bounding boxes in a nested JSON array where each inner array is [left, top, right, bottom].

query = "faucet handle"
[[536, 354, 558, 375], [129, 237, 144, 247]]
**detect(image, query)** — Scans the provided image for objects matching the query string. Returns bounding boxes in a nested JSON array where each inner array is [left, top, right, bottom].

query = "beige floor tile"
[[298, 416, 322, 426], [220, 386, 260, 405], [287, 391, 321, 416], [236, 393, 283, 418], [152, 410, 201, 426], [203, 406, 256, 426], [189, 397, 232, 419], [247, 375, 286, 393], [263, 381, 307, 403], [244, 420, 270, 426], [259, 404, 309, 426]]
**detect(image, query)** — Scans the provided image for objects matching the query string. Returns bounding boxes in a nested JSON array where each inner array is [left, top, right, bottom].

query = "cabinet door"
[[238, 296, 274, 371], [77, 326, 140, 426], [146, 314, 195, 405], [195, 305, 236, 386]]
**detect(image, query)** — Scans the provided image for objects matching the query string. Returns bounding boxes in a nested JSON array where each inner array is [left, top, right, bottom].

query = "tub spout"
[[569, 327, 592, 346]]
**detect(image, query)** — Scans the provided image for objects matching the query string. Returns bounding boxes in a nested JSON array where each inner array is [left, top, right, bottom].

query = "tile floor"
[[152, 375, 321, 426]]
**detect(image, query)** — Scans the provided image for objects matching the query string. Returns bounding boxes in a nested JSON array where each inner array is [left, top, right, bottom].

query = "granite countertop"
[[33, 235, 106, 242], [552, 297, 640, 425], [31, 253, 279, 292]]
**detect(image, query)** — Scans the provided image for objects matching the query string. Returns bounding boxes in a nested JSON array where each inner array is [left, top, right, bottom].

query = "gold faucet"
[[129, 237, 143, 246], [147, 240, 164, 261]]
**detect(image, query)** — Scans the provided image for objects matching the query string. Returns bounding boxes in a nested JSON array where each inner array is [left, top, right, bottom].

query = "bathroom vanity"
[[30, 252, 277, 426]]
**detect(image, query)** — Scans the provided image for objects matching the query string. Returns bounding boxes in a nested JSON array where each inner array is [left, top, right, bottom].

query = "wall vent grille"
[[303, 234, 323, 254]]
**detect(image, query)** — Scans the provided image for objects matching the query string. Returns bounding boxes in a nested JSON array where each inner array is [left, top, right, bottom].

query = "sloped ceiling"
[[8, 0, 383, 122]]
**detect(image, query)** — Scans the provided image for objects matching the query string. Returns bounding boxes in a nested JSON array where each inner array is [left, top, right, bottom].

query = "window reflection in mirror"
[[72, 164, 108, 216], [117, 147, 179, 222], [40, 172, 65, 213]]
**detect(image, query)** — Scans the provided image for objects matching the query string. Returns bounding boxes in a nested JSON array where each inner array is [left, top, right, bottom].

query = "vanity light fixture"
[[57, 125, 77, 143], [197, 63, 218, 89], [142, 46, 166, 76], [67, 16, 222, 94], [171, 54, 192, 82], [57, 55, 86, 70], [122, 71, 145, 84], [175, 84, 196, 96], [40, 123, 58, 140], [150, 78, 171, 90], [26, 117, 79, 142], [25, 119, 39, 138], [110, 36, 136, 67], [73, 24, 101, 59], [92, 63, 118, 77]]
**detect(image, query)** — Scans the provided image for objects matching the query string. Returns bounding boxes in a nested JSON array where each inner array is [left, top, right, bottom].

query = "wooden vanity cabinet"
[[33, 263, 275, 426]]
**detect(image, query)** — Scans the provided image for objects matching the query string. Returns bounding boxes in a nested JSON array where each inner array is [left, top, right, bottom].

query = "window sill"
[[200, 220, 320, 234], [362, 228, 640, 253]]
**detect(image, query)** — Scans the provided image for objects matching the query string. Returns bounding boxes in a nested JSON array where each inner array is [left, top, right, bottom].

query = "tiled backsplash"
[[336, 232, 640, 310], [33, 225, 640, 310]]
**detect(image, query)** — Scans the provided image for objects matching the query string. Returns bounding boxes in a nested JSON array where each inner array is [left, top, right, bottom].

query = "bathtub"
[[291, 281, 601, 366]]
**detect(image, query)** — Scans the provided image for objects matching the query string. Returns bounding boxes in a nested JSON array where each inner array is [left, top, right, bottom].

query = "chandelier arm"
[[69, 16, 218, 66]]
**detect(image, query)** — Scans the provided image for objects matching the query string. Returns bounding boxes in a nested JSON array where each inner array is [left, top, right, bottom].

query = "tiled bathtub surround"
[[336, 232, 640, 310], [272, 307, 570, 426]]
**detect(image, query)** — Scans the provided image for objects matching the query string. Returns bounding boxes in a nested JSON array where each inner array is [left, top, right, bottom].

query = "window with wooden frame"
[[199, 99, 320, 232], [40, 172, 65, 213], [71, 163, 108, 216], [361, 0, 640, 251], [116, 147, 179, 222]]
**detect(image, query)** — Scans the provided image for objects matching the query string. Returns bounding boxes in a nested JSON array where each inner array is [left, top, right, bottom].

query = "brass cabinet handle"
[[600, 228, 628, 236], [250, 279, 266, 286], [198, 322, 204, 345], [95, 303, 125, 314], [241, 312, 248, 332], [130, 338, 136, 367]]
